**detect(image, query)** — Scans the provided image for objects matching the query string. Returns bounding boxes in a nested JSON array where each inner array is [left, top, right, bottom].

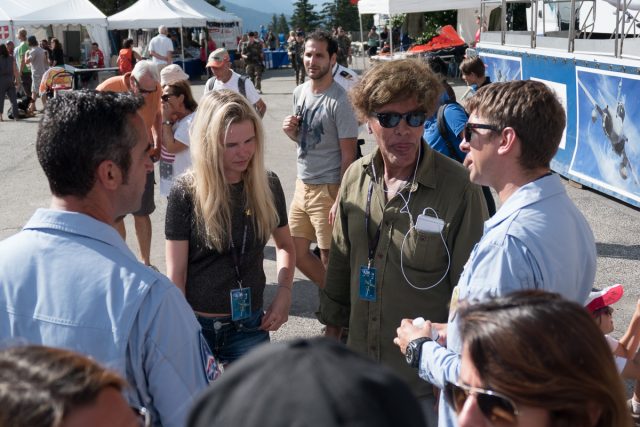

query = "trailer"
[[476, 0, 640, 207]]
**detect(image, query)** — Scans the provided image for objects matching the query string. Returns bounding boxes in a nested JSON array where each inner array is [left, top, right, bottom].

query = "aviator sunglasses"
[[371, 111, 427, 128], [444, 381, 519, 424], [464, 123, 502, 142]]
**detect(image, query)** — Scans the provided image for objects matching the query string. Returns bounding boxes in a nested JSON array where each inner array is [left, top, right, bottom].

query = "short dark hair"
[[465, 80, 566, 170], [92, 42, 99, 48], [36, 91, 144, 198], [459, 56, 486, 77], [248, 31, 255, 37], [305, 30, 338, 57], [27, 36, 38, 47], [0, 345, 126, 427], [123, 38, 134, 49]]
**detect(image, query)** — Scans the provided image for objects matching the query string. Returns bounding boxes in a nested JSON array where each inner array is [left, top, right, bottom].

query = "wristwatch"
[[162, 120, 174, 126], [405, 337, 432, 368]]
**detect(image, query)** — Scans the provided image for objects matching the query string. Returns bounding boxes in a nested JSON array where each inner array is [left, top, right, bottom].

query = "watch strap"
[[407, 337, 432, 368]]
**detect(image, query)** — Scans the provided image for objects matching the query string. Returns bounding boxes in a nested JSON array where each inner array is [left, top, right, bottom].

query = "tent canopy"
[[10, 0, 107, 26], [357, 0, 480, 14], [108, 0, 205, 30], [168, 0, 242, 24]]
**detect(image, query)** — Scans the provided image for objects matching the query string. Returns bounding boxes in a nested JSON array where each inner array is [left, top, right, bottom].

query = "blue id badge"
[[230, 288, 251, 321], [359, 265, 377, 301]]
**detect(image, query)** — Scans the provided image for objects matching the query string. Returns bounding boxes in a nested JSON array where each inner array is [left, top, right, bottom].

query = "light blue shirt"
[[419, 174, 596, 427], [0, 209, 219, 427]]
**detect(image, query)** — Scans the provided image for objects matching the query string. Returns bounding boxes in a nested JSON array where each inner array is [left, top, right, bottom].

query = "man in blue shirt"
[[395, 80, 597, 427], [0, 91, 220, 427]]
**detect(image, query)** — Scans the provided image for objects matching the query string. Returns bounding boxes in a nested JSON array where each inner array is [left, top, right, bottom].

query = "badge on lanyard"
[[360, 180, 381, 302], [229, 208, 251, 321], [359, 265, 377, 301], [230, 288, 251, 321]]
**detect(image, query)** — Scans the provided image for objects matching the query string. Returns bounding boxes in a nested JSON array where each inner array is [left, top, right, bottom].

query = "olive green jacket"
[[319, 145, 487, 399]]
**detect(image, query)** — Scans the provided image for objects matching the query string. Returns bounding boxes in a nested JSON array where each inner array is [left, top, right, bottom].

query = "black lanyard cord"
[[365, 181, 383, 268], [229, 210, 249, 288]]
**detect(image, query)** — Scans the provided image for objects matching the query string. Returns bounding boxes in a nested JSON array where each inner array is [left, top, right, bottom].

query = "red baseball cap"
[[585, 284, 624, 313]]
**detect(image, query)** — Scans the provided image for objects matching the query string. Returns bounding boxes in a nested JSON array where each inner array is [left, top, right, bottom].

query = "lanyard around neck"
[[229, 210, 249, 288], [365, 181, 382, 268]]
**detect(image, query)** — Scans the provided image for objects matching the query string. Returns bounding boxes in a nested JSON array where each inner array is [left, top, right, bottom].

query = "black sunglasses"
[[593, 306, 614, 317], [464, 123, 502, 142], [444, 381, 519, 423], [132, 77, 157, 95], [371, 111, 426, 128]]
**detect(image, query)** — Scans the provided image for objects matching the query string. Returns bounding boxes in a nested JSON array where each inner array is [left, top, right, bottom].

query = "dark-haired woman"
[[0, 43, 20, 121]]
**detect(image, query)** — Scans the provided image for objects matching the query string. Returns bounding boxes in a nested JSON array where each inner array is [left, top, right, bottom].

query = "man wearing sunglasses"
[[319, 59, 486, 427], [282, 30, 358, 291], [98, 60, 162, 268], [395, 80, 597, 427]]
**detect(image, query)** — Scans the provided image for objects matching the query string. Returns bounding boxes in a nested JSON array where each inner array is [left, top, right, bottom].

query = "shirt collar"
[[23, 208, 138, 262], [363, 142, 438, 191], [485, 173, 565, 229]]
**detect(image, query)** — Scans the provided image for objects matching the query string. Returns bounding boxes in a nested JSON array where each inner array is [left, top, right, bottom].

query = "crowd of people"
[[1, 24, 640, 427]]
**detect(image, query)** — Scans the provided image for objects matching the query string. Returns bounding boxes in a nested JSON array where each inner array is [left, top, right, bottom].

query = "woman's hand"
[[260, 286, 292, 332]]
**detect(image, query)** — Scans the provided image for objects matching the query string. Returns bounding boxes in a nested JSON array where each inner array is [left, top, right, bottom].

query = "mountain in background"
[[221, 1, 276, 32], [223, 0, 326, 20]]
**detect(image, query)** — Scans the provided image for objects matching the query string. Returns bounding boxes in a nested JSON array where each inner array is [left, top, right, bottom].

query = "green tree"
[[204, 0, 225, 10], [290, 0, 321, 33], [321, 0, 359, 31], [415, 10, 457, 44], [277, 14, 290, 35], [270, 14, 278, 31]]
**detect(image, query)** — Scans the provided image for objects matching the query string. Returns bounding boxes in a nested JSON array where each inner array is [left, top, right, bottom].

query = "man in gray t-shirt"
[[282, 30, 358, 290]]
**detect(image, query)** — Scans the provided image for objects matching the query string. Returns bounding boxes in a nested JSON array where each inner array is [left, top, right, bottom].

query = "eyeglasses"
[[593, 306, 614, 317], [132, 77, 157, 95], [371, 111, 427, 128], [160, 93, 176, 102], [444, 381, 519, 424], [464, 123, 502, 142], [130, 406, 151, 427]]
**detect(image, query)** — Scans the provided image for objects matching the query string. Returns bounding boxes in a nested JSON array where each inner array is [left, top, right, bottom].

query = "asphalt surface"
[[1, 55, 640, 349]]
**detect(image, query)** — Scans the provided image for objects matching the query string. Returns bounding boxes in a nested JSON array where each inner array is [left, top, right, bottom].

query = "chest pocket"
[[401, 227, 449, 279]]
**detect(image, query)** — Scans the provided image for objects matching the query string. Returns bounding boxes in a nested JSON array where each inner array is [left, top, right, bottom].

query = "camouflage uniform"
[[288, 39, 306, 85], [335, 34, 351, 67], [241, 40, 264, 91]]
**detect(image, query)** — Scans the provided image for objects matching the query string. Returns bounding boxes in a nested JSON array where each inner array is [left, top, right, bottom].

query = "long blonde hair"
[[188, 89, 278, 252]]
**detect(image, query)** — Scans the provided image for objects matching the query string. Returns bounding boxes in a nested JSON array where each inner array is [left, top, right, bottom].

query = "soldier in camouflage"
[[334, 27, 351, 68], [241, 31, 265, 93], [288, 31, 306, 85]]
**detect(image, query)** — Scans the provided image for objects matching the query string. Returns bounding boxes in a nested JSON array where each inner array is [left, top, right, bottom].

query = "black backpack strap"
[[238, 74, 247, 97], [437, 104, 463, 163]]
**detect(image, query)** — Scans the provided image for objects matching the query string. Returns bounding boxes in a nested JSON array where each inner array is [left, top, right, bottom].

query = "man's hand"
[[282, 114, 300, 142], [394, 318, 433, 355]]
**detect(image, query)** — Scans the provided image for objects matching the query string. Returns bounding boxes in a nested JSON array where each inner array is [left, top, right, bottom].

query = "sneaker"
[[627, 399, 640, 427]]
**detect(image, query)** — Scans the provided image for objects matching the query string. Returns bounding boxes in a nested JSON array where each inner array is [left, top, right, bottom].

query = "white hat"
[[160, 64, 189, 86], [585, 284, 624, 313]]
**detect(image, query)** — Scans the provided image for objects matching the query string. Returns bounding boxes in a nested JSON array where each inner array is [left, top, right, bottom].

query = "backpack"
[[436, 100, 467, 163], [117, 49, 136, 75], [205, 74, 247, 98]]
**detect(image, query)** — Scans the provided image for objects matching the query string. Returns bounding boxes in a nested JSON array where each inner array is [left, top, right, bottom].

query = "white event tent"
[[168, 0, 241, 24], [357, 0, 482, 51], [0, 0, 110, 58], [107, 0, 205, 30], [357, 0, 480, 14]]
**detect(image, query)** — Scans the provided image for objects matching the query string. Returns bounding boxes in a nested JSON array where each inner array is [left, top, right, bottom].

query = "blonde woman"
[[165, 89, 295, 365]]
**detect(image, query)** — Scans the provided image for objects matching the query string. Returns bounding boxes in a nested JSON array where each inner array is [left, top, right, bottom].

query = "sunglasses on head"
[[464, 123, 502, 142], [444, 381, 519, 424], [371, 111, 426, 128]]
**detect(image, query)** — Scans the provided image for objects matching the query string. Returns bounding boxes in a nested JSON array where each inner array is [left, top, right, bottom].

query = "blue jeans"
[[196, 310, 270, 365]]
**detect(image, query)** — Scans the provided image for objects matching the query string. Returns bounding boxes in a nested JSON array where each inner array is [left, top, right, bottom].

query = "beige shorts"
[[288, 179, 339, 250]]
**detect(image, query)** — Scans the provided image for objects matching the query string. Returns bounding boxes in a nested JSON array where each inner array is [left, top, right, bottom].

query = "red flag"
[[350, 0, 358, 5]]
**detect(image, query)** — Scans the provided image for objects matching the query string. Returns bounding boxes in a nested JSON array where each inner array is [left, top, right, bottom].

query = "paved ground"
[[1, 56, 640, 350]]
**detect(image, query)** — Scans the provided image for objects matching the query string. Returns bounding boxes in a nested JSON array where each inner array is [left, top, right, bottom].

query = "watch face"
[[406, 344, 415, 365]]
